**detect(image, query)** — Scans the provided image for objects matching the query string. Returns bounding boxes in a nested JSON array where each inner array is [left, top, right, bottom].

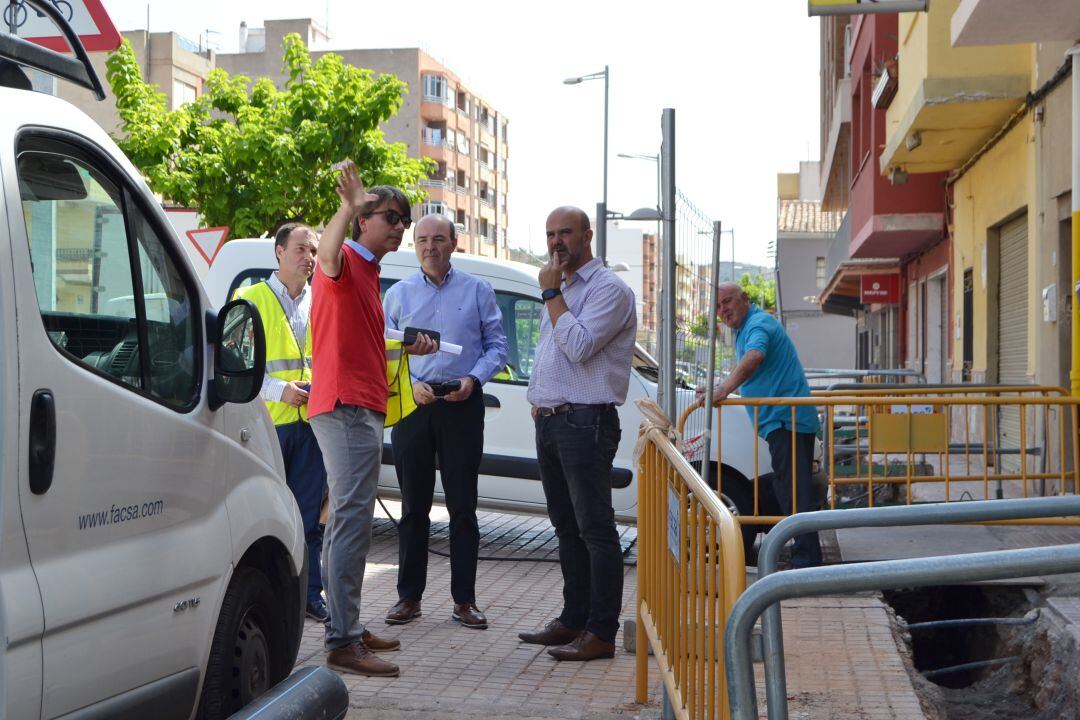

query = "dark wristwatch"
[[541, 287, 562, 303]]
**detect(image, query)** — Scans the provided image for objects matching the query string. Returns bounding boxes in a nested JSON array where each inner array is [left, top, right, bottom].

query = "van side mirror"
[[208, 299, 266, 410]]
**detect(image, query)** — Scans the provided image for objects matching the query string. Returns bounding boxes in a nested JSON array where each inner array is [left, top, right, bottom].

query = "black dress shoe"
[[548, 631, 616, 661], [385, 598, 422, 625], [518, 618, 580, 646], [305, 598, 330, 623], [453, 602, 488, 629]]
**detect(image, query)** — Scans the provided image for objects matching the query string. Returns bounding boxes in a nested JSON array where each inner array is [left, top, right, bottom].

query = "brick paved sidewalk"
[[758, 595, 927, 720], [294, 502, 658, 719], [293, 503, 927, 719]]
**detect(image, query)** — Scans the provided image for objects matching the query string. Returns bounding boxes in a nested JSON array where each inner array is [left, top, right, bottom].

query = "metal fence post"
[[660, 108, 677, 420], [701, 221, 722, 475]]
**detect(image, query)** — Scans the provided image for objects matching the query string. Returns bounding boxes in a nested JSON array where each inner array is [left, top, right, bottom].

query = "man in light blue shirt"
[[382, 214, 508, 630], [701, 282, 821, 568]]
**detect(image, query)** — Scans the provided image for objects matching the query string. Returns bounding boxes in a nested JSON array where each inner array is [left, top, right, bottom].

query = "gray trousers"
[[310, 404, 385, 650]]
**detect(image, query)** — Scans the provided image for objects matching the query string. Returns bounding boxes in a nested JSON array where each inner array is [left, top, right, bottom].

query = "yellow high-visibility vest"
[[384, 339, 417, 427], [235, 281, 312, 425]]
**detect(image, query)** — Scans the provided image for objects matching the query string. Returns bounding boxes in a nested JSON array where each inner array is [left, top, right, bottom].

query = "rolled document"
[[385, 328, 463, 356]]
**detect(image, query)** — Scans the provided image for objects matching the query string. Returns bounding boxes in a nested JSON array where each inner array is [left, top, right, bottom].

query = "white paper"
[[385, 328, 463, 356]]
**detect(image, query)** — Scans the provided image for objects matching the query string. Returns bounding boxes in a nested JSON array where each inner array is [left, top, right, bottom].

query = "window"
[[227, 268, 275, 302], [422, 125, 443, 146], [420, 201, 450, 218], [491, 293, 543, 383], [456, 90, 470, 114], [815, 257, 826, 290], [18, 137, 200, 410], [171, 80, 197, 109], [422, 74, 449, 104], [456, 208, 469, 231]]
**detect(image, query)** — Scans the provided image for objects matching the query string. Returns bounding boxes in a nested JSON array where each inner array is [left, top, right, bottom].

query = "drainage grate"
[[372, 512, 637, 562]]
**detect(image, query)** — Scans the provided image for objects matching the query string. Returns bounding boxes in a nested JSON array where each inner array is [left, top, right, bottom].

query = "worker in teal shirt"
[[699, 282, 821, 567]]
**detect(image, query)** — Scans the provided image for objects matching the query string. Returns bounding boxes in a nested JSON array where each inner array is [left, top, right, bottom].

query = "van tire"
[[708, 465, 765, 565], [197, 566, 290, 719]]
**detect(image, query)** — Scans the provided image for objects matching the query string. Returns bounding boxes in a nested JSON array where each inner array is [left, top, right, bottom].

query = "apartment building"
[[59, 29, 214, 135], [817, 11, 950, 377], [216, 19, 510, 258], [776, 163, 855, 370], [814, 0, 1079, 474], [66, 18, 510, 258]]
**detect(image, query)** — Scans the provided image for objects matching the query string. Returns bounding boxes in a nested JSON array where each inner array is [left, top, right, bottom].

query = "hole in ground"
[[883, 584, 1067, 720], [884, 585, 1029, 690]]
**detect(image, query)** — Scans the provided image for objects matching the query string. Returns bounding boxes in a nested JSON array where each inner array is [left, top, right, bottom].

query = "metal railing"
[[804, 367, 925, 384], [636, 421, 745, 720], [726, 498, 1080, 720], [678, 393, 1080, 526]]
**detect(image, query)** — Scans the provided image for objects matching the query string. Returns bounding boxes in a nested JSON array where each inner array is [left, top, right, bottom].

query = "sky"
[[97, 0, 823, 264]]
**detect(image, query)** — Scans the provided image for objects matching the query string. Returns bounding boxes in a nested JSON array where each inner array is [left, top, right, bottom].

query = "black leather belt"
[[535, 403, 614, 417]]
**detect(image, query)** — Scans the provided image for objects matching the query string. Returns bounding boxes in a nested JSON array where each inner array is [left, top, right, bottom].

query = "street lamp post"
[[564, 66, 609, 262]]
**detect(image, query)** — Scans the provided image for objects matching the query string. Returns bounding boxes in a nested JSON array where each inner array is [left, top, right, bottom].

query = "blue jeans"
[[765, 429, 822, 568], [276, 421, 327, 607], [535, 406, 623, 643], [309, 404, 384, 650]]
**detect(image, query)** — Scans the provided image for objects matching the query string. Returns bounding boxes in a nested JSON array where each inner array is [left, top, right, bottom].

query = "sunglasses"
[[365, 209, 413, 229]]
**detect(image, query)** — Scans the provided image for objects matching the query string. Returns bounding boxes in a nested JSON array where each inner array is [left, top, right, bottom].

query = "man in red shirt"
[[309, 162, 436, 677]]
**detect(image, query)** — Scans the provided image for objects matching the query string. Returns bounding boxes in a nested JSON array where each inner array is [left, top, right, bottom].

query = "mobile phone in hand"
[[430, 380, 461, 397]]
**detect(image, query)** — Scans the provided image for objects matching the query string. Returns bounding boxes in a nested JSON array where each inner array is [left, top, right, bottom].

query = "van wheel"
[[707, 465, 764, 565], [197, 566, 288, 720]]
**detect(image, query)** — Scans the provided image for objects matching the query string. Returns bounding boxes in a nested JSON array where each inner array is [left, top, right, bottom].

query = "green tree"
[[106, 34, 432, 237], [739, 272, 776, 311]]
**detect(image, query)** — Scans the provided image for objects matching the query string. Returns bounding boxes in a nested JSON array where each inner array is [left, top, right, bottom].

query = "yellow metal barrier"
[[635, 425, 745, 720], [677, 394, 1080, 528]]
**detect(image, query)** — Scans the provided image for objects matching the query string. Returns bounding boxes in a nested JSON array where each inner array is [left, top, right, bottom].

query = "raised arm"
[[318, 161, 377, 279]]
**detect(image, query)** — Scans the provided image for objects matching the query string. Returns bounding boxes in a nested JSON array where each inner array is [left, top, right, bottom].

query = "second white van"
[[204, 239, 772, 524]]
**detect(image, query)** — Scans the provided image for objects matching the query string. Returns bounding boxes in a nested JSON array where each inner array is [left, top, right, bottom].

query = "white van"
[[204, 239, 772, 524], [1, 12, 310, 719]]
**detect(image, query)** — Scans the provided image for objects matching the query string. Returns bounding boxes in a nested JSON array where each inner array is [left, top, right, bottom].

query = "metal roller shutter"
[[997, 214, 1029, 473]]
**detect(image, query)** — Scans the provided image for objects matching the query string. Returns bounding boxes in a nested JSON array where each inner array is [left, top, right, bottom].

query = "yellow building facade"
[[949, 116, 1037, 384], [880, 1, 1071, 391]]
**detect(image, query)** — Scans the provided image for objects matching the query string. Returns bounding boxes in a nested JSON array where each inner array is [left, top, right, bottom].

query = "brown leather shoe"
[[326, 642, 399, 677], [547, 631, 616, 661], [361, 629, 401, 651], [385, 598, 422, 625], [517, 618, 580, 646], [452, 602, 488, 629]]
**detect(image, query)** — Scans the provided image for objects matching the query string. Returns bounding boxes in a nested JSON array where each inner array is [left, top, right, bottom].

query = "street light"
[[617, 152, 661, 217], [608, 207, 662, 222], [564, 66, 609, 263]]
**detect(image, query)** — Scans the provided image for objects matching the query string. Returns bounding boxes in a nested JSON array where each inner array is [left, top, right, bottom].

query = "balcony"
[[820, 77, 851, 212], [952, 0, 1080, 46], [879, 0, 1031, 176], [421, 128, 452, 149]]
